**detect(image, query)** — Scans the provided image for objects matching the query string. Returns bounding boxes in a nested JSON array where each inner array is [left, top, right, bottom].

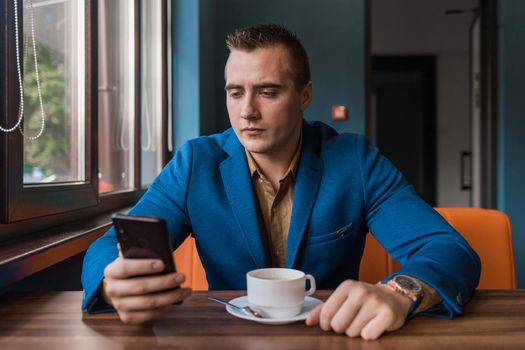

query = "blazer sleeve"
[[81, 142, 194, 313], [357, 135, 481, 318]]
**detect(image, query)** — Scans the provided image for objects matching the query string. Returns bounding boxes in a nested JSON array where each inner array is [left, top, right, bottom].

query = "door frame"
[[479, 0, 498, 209]]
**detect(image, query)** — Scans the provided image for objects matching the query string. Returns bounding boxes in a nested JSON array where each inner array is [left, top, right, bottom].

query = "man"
[[82, 24, 480, 340]]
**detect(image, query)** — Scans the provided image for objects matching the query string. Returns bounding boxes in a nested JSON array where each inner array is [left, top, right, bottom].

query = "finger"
[[345, 303, 378, 338], [113, 287, 192, 312], [329, 297, 361, 334], [319, 280, 356, 331], [105, 273, 186, 298], [104, 258, 165, 279], [360, 314, 391, 340], [384, 305, 407, 332], [305, 303, 323, 326], [117, 306, 169, 325]]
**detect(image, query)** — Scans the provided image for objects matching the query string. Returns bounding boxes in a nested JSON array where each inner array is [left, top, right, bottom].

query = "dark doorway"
[[371, 56, 437, 205]]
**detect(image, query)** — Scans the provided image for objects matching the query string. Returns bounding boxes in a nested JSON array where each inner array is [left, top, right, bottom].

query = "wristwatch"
[[384, 275, 424, 317]]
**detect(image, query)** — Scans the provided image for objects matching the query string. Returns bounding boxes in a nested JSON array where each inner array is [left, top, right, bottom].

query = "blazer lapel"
[[220, 131, 269, 268], [286, 122, 323, 268]]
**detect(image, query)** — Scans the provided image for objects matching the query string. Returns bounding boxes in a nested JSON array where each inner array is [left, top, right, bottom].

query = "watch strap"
[[384, 276, 424, 318]]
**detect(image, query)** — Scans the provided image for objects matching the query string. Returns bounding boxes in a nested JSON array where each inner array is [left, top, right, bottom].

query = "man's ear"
[[301, 81, 313, 111]]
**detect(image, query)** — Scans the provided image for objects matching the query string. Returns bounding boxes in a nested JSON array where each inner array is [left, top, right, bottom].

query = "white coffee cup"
[[246, 268, 316, 319]]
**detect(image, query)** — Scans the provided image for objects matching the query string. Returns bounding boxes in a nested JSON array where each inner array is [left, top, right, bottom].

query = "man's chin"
[[244, 146, 269, 154], [241, 142, 271, 155], [238, 138, 264, 151]]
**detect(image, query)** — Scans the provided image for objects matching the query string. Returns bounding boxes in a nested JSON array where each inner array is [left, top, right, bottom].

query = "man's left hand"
[[305, 279, 412, 340]]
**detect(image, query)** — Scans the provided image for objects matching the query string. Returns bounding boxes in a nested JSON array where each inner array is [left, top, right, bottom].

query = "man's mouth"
[[241, 127, 265, 136]]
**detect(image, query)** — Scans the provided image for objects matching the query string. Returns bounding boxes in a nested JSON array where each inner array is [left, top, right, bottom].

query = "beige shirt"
[[245, 137, 301, 268], [244, 138, 441, 313]]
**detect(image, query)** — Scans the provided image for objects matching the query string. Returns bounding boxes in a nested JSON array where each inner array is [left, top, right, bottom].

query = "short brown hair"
[[225, 24, 311, 89]]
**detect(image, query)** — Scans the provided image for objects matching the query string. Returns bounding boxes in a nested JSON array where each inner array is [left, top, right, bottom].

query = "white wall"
[[371, 0, 477, 206]]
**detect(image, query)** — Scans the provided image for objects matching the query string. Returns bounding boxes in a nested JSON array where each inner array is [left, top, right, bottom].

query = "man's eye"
[[228, 91, 242, 99], [261, 90, 277, 98]]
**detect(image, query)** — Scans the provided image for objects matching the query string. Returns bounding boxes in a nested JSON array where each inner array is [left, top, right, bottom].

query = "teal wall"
[[171, 0, 201, 150], [171, 0, 366, 146], [497, 0, 525, 288]]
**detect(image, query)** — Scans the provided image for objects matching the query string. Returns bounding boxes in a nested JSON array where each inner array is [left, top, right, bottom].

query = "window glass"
[[140, 0, 164, 186], [22, 0, 85, 184], [98, 0, 135, 193]]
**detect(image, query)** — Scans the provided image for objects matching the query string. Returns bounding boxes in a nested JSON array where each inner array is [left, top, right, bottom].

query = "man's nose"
[[240, 95, 259, 120]]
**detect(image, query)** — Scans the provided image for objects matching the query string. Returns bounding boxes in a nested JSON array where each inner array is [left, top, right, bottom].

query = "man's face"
[[224, 45, 312, 158]]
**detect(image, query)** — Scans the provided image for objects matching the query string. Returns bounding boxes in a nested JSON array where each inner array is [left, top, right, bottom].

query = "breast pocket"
[[307, 222, 354, 245]]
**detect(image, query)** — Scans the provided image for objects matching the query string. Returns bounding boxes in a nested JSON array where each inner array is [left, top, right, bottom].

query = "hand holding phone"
[[100, 213, 191, 324]]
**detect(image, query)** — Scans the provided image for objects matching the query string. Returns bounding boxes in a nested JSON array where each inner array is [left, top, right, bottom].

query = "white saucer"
[[225, 296, 323, 325]]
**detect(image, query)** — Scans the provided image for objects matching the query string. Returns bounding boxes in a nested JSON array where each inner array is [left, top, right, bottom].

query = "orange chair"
[[360, 208, 516, 289], [435, 208, 515, 289], [173, 236, 207, 290], [175, 208, 516, 290]]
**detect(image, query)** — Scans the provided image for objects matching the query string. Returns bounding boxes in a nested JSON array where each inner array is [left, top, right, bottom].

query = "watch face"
[[395, 275, 422, 293]]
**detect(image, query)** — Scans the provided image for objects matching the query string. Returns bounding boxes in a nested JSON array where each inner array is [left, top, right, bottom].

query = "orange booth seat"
[[173, 208, 516, 290]]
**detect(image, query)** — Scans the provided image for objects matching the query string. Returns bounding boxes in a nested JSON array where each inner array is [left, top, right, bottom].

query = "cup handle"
[[305, 274, 316, 296]]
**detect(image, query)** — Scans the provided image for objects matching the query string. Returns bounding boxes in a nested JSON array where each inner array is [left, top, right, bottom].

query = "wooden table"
[[0, 290, 524, 349]]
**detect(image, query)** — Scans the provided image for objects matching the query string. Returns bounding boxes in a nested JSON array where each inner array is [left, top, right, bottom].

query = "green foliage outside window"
[[23, 41, 69, 181]]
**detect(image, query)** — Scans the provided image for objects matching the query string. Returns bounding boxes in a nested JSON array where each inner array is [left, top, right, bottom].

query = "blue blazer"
[[82, 121, 480, 317]]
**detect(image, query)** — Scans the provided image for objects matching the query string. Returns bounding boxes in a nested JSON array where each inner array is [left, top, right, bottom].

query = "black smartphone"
[[112, 213, 176, 274]]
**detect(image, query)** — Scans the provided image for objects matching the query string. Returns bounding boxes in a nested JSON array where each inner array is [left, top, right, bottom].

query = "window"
[[98, 0, 168, 193], [1, 0, 96, 222], [98, 0, 136, 193], [140, 0, 166, 187], [22, 0, 86, 184], [0, 0, 170, 235]]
